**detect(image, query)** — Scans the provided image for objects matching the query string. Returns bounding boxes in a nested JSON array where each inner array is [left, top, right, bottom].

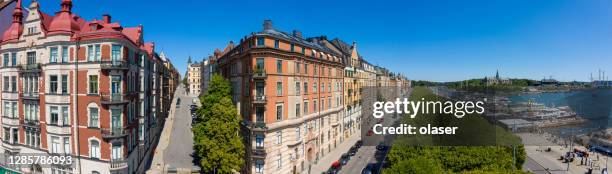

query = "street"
[[163, 85, 199, 171]]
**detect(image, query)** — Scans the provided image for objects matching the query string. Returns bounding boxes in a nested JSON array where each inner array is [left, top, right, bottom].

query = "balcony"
[[252, 69, 267, 79], [22, 119, 40, 128], [244, 121, 267, 132], [21, 92, 39, 100], [252, 147, 267, 159], [101, 128, 128, 139], [101, 60, 129, 70], [109, 159, 128, 170], [100, 93, 129, 105], [253, 95, 266, 104], [19, 63, 41, 73]]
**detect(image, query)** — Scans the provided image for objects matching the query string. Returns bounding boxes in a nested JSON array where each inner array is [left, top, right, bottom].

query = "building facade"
[[0, 1, 177, 174], [187, 60, 201, 96], [200, 58, 211, 95], [216, 20, 345, 174]]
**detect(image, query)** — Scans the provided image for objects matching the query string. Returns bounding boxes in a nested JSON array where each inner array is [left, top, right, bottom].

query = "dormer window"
[[27, 27, 37, 35]]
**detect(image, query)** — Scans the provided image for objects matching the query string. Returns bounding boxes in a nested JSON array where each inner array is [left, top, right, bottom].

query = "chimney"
[[263, 20, 273, 31], [293, 30, 302, 39], [102, 14, 111, 23]]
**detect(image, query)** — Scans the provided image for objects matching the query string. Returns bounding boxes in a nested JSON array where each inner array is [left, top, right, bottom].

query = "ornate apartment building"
[[216, 20, 345, 174], [0, 0, 178, 173], [187, 60, 201, 96]]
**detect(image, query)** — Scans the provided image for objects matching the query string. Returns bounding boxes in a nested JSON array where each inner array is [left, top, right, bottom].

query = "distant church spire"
[[495, 69, 500, 79], [187, 56, 192, 64]]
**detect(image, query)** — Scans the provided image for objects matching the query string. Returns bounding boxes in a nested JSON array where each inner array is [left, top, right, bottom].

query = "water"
[[508, 89, 612, 136]]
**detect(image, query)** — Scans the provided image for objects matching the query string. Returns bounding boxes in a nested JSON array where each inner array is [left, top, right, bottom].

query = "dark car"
[[376, 142, 387, 151], [340, 153, 350, 165], [355, 140, 363, 148], [349, 146, 358, 156], [362, 163, 378, 174]]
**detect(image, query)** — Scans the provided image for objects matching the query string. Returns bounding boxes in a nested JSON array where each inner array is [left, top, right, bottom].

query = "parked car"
[[349, 146, 358, 156], [362, 163, 379, 174], [355, 140, 363, 148], [340, 153, 350, 165], [376, 142, 387, 151]]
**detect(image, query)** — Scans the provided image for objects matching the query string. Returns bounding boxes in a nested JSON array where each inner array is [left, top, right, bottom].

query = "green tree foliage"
[[382, 87, 527, 173], [193, 74, 245, 173]]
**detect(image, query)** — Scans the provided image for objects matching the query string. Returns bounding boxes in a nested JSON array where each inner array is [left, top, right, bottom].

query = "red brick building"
[[0, 0, 177, 173]]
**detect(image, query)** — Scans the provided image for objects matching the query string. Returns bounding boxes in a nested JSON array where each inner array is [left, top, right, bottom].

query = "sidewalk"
[[147, 86, 182, 174], [309, 133, 361, 174]]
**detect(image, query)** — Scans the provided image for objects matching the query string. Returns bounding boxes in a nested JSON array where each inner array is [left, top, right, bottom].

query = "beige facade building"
[[187, 60, 201, 96]]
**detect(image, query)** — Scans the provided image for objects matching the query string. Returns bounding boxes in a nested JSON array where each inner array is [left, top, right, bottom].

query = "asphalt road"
[[340, 89, 413, 174], [163, 85, 198, 170]]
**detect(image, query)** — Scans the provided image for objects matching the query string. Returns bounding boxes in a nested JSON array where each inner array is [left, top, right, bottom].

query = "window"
[[313, 83, 317, 93], [50, 47, 58, 63], [276, 105, 282, 121], [295, 82, 300, 95], [3, 76, 8, 91], [321, 83, 325, 93], [61, 75, 68, 94], [255, 160, 264, 173], [296, 103, 300, 117], [276, 82, 282, 96], [277, 154, 282, 169], [111, 143, 122, 160], [111, 45, 121, 61], [10, 76, 16, 92], [257, 37, 265, 46], [51, 136, 60, 154], [295, 62, 300, 73], [304, 101, 309, 114], [89, 75, 98, 94], [255, 135, 264, 148], [62, 106, 69, 126], [255, 58, 264, 71], [290, 44, 295, 52], [89, 107, 99, 127], [256, 107, 264, 122], [296, 127, 301, 140], [314, 100, 318, 112], [50, 106, 59, 125], [301, 47, 305, 54], [63, 137, 70, 154], [89, 140, 100, 159], [12, 128, 18, 143], [276, 131, 282, 145], [27, 51, 36, 64], [61, 46, 68, 62], [274, 39, 279, 48], [2, 53, 8, 66], [3, 128, 9, 141], [276, 60, 282, 73], [49, 75, 58, 93], [304, 63, 308, 74], [304, 82, 308, 94], [321, 99, 325, 110]]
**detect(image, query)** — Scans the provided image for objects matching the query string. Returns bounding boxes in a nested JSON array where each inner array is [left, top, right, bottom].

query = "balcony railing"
[[109, 159, 128, 170], [100, 93, 129, 105], [253, 95, 266, 104], [252, 69, 267, 79], [252, 146, 267, 159], [21, 92, 39, 99], [19, 63, 41, 73], [101, 60, 129, 70], [243, 121, 267, 132], [101, 128, 128, 139]]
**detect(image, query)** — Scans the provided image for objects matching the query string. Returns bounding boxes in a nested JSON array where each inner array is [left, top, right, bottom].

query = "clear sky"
[[29, 0, 612, 82]]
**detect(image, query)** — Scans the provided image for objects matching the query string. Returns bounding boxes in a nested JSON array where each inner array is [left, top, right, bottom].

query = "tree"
[[193, 74, 245, 173]]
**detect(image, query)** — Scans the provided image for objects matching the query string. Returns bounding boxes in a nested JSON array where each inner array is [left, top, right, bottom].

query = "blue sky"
[[29, 0, 612, 82]]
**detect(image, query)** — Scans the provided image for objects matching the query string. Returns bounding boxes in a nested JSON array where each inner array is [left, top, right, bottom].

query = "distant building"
[[484, 70, 511, 86], [539, 76, 559, 87], [200, 58, 211, 95], [593, 80, 612, 88], [187, 58, 201, 96]]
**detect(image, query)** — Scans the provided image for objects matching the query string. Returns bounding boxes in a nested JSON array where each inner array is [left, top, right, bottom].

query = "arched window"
[[92, 171, 100, 174], [89, 139, 100, 159]]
